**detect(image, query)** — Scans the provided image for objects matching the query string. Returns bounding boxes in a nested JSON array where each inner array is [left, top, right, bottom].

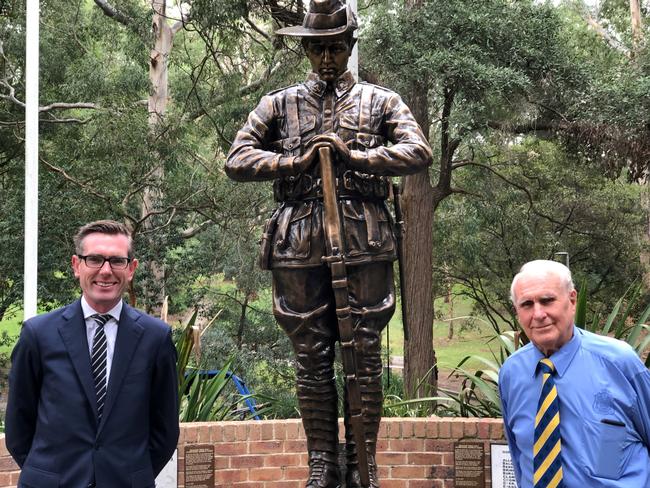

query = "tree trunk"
[[236, 294, 250, 349], [447, 287, 454, 340], [402, 81, 437, 399], [630, 0, 643, 55], [140, 0, 174, 308]]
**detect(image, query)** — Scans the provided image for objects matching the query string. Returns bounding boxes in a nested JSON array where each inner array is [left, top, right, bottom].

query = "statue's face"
[[304, 34, 353, 82]]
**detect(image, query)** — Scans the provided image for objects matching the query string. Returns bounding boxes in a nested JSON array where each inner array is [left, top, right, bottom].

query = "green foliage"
[[580, 282, 650, 366], [175, 310, 259, 421], [435, 137, 646, 334], [362, 0, 572, 131]]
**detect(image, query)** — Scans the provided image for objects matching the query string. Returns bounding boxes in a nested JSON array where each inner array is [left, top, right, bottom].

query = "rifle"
[[391, 182, 409, 341], [318, 146, 370, 488]]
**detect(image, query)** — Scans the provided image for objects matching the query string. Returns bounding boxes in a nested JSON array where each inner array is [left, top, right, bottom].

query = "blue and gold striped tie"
[[534, 358, 564, 488]]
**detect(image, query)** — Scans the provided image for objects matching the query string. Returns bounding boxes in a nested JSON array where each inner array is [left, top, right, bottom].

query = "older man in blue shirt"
[[499, 260, 650, 487]]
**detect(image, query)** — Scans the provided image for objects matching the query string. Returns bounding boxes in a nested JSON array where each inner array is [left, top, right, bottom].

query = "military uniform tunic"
[[226, 70, 432, 269]]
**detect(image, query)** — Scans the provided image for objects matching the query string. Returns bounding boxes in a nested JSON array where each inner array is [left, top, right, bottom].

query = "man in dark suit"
[[6, 220, 179, 488]]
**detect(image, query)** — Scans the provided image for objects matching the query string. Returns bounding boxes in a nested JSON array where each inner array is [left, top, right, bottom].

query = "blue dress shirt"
[[499, 326, 650, 487]]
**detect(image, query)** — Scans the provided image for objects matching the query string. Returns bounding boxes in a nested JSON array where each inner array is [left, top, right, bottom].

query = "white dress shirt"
[[81, 296, 122, 385]]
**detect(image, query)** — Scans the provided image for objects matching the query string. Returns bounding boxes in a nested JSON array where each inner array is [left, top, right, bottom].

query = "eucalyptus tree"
[[0, 0, 296, 313], [361, 0, 576, 398]]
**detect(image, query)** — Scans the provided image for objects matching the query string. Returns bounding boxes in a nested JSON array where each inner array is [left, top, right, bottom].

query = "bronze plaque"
[[454, 441, 485, 488], [185, 444, 215, 488]]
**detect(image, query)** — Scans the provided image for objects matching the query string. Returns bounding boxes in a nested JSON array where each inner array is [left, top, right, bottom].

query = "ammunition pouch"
[[274, 170, 390, 202]]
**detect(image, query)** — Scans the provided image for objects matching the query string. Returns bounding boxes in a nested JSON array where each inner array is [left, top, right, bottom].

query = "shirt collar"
[[81, 295, 122, 323], [305, 70, 356, 98], [532, 324, 581, 378]]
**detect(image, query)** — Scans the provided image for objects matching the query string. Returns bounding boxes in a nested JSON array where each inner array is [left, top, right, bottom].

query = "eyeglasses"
[[77, 254, 131, 270]]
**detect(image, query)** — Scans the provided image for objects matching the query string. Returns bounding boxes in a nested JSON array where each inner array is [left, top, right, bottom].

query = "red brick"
[[490, 421, 504, 440], [389, 439, 425, 452], [250, 440, 283, 454], [284, 466, 308, 480], [0, 473, 13, 488], [391, 465, 427, 478], [409, 480, 444, 488], [184, 425, 199, 443], [223, 424, 237, 441], [377, 451, 408, 465], [231, 455, 265, 468], [464, 419, 478, 438], [248, 424, 262, 441], [214, 455, 229, 469], [378, 420, 390, 438], [265, 453, 302, 467], [408, 452, 442, 466], [263, 481, 301, 488], [429, 464, 454, 478], [209, 424, 223, 442], [450, 421, 464, 439], [425, 420, 439, 439], [249, 467, 284, 481], [214, 468, 247, 483], [382, 480, 409, 488], [236, 422, 249, 441], [401, 418, 416, 438], [214, 441, 247, 455], [424, 439, 453, 452], [197, 425, 210, 443], [478, 421, 490, 439], [0, 457, 18, 471], [274, 422, 287, 440], [284, 439, 307, 452], [262, 422, 275, 440], [414, 420, 427, 438], [438, 421, 451, 438], [376, 439, 390, 452]]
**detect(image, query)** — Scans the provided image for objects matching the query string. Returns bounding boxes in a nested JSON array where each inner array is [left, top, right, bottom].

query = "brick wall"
[[0, 418, 505, 487]]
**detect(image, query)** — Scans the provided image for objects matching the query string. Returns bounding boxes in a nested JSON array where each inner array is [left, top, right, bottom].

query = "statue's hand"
[[309, 134, 351, 164], [294, 140, 330, 172]]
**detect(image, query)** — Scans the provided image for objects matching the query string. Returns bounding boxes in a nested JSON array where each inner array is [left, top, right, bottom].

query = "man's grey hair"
[[510, 260, 575, 303]]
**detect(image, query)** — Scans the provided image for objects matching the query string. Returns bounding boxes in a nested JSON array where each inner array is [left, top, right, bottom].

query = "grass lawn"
[[1, 309, 22, 354], [382, 294, 503, 372]]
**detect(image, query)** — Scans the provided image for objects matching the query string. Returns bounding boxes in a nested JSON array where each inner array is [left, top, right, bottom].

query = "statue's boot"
[[306, 450, 341, 488], [272, 292, 341, 488], [343, 295, 393, 488], [343, 379, 381, 488]]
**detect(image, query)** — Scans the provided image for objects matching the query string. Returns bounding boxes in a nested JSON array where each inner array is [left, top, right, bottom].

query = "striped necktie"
[[91, 313, 111, 421], [534, 358, 564, 488]]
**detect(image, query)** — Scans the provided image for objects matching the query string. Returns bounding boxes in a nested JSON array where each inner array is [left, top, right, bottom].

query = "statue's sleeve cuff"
[[350, 150, 370, 171], [278, 156, 296, 176]]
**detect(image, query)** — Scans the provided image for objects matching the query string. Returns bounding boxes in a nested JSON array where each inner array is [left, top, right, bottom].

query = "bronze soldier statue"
[[226, 1, 432, 486]]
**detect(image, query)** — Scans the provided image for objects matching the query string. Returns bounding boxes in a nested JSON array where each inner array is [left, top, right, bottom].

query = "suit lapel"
[[98, 303, 144, 434], [58, 300, 97, 417]]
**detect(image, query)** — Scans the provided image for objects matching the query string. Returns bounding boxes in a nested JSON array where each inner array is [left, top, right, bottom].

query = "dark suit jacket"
[[5, 300, 180, 488]]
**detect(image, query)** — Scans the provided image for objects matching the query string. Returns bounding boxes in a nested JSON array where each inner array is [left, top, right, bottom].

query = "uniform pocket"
[[269, 136, 301, 155], [595, 421, 626, 479], [273, 204, 313, 261], [342, 201, 394, 257]]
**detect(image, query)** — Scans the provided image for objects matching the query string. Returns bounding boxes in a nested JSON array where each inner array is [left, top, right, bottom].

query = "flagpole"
[[24, 0, 40, 320], [349, 0, 358, 80]]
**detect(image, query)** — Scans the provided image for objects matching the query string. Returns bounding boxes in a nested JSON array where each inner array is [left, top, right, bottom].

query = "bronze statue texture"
[[226, 1, 432, 486]]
